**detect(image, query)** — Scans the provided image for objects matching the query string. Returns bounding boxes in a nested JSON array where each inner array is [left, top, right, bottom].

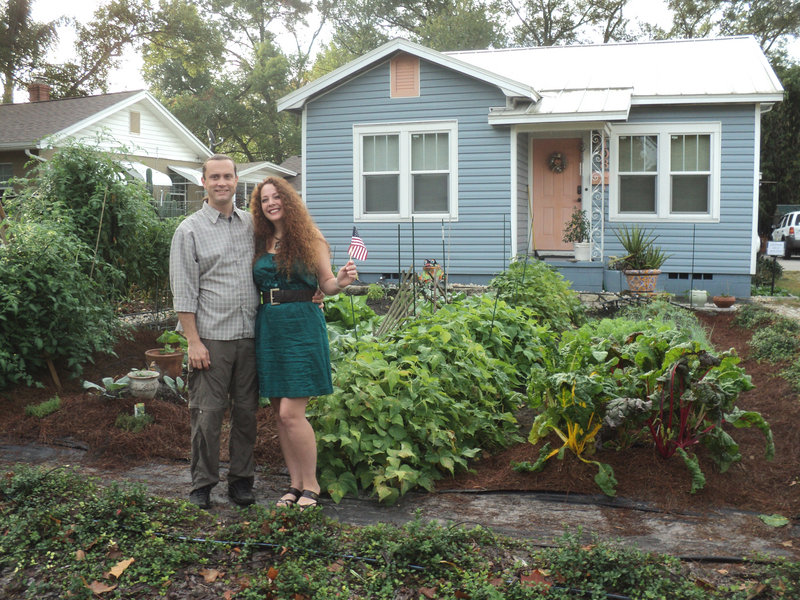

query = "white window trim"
[[609, 122, 721, 223], [353, 120, 458, 222]]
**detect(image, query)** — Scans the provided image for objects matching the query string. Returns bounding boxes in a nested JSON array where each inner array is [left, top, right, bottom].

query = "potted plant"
[[126, 369, 161, 399], [712, 291, 736, 308], [562, 206, 592, 261], [609, 225, 671, 294], [145, 330, 187, 379]]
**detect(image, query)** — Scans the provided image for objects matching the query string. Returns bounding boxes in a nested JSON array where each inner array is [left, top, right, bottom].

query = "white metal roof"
[[447, 36, 783, 106]]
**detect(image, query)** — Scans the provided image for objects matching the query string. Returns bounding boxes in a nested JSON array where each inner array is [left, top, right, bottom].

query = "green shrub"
[[781, 358, 800, 394], [733, 303, 776, 329], [366, 283, 385, 301], [753, 254, 783, 287], [488, 255, 585, 330], [313, 291, 557, 504], [5, 140, 165, 300], [0, 220, 120, 389], [115, 412, 154, 432], [750, 322, 800, 362], [24, 396, 61, 419]]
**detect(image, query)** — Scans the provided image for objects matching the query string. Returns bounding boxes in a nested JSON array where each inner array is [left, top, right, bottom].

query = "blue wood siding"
[[516, 132, 529, 255], [304, 60, 511, 283], [602, 105, 758, 292]]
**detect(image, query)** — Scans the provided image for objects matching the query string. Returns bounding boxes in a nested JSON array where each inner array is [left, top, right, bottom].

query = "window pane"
[[672, 175, 709, 212], [413, 173, 448, 212], [412, 132, 449, 170], [363, 135, 399, 172], [671, 134, 710, 171], [365, 174, 399, 213], [0, 163, 12, 185], [619, 175, 656, 212]]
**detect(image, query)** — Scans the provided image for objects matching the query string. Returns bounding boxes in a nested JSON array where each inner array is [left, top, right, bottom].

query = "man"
[[169, 154, 259, 508]]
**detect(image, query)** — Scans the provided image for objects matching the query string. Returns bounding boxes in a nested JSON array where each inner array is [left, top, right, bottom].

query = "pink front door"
[[531, 139, 583, 251]]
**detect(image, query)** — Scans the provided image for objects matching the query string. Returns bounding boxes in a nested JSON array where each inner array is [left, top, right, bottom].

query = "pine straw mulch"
[[0, 311, 798, 518]]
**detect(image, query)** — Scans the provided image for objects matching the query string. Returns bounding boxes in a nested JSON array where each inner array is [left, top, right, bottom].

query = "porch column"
[[590, 130, 607, 261]]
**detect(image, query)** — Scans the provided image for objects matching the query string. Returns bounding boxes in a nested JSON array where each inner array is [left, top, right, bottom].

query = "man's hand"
[[187, 340, 211, 370]]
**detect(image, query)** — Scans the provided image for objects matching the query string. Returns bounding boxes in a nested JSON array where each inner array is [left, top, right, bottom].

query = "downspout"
[[25, 148, 46, 162]]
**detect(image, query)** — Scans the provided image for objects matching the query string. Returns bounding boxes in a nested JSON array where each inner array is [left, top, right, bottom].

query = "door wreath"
[[548, 152, 567, 173]]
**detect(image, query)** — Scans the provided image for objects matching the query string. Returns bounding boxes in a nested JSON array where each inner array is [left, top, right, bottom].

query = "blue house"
[[278, 37, 783, 296]]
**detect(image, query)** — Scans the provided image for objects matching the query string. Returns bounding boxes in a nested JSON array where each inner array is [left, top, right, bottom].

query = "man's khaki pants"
[[188, 338, 258, 492]]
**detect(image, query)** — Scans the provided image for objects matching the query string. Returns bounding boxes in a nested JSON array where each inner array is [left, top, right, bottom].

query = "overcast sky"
[[19, 0, 772, 102]]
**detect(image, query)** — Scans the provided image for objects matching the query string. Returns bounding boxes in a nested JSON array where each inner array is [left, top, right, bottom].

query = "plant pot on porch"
[[573, 242, 592, 262], [144, 349, 184, 379], [623, 269, 662, 294], [712, 295, 736, 309]]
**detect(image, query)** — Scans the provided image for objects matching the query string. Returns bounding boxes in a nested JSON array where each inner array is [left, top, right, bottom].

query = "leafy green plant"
[[562, 206, 590, 243], [82, 374, 130, 396], [749, 319, 800, 362], [366, 282, 386, 301], [609, 224, 671, 270], [314, 292, 549, 504], [155, 330, 187, 354], [5, 139, 165, 300], [489, 255, 585, 330], [645, 345, 772, 492], [0, 220, 121, 389], [753, 254, 783, 287], [24, 396, 61, 419], [733, 302, 777, 329], [115, 411, 154, 432]]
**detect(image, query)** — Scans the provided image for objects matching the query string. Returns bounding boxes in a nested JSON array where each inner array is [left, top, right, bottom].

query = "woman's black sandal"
[[297, 490, 321, 511], [276, 486, 302, 507]]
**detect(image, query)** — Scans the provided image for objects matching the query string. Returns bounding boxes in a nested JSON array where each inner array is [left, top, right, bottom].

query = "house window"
[[610, 123, 721, 222], [354, 121, 458, 222], [235, 182, 257, 210], [0, 163, 12, 192], [130, 111, 141, 134]]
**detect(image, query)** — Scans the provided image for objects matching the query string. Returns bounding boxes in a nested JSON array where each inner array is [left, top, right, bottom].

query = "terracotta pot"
[[144, 349, 184, 379], [623, 269, 661, 294], [712, 296, 735, 309]]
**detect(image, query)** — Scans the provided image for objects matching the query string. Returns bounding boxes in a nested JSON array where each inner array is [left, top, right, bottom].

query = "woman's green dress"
[[253, 253, 333, 399]]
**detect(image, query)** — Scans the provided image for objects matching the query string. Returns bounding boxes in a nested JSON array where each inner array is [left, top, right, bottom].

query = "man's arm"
[[177, 312, 211, 370]]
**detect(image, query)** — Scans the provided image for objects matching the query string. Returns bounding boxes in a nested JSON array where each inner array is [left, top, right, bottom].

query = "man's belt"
[[260, 288, 315, 305]]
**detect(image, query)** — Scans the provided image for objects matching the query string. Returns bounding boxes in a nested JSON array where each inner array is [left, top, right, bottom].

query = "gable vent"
[[129, 110, 141, 134], [390, 54, 420, 98]]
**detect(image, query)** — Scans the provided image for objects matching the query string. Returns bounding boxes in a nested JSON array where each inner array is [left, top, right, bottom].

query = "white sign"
[[766, 241, 785, 256]]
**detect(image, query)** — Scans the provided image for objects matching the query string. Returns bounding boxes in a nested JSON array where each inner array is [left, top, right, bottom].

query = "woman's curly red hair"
[[250, 176, 325, 277]]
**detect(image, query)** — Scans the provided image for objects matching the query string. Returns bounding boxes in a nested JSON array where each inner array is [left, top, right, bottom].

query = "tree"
[[510, 0, 632, 46], [759, 59, 800, 232], [664, 0, 800, 53], [0, 0, 58, 103]]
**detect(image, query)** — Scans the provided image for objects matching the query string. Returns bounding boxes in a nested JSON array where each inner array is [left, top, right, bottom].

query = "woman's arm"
[[315, 238, 358, 296]]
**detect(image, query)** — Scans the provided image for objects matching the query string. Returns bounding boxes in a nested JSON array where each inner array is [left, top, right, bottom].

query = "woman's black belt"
[[260, 288, 315, 305]]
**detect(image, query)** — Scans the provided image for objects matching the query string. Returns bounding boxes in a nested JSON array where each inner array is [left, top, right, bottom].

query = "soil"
[[0, 306, 798, 528]]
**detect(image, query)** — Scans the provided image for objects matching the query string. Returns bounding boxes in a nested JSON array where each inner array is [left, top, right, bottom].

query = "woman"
[[251, 176, 357, 509]]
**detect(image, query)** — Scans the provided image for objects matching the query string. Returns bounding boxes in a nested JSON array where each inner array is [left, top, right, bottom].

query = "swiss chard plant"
[[645, 344, 773, 492]]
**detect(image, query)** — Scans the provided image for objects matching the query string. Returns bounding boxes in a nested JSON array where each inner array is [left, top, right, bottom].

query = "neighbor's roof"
[[0, 90, 211, 157], [279, 36, 783, 123]]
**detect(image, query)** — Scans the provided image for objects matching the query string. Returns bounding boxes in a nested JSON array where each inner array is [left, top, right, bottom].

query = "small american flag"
[[348, 227, 368, 261]]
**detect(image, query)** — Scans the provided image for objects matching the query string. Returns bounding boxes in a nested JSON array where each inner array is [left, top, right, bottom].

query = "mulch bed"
[[0, 311, 797, 517]]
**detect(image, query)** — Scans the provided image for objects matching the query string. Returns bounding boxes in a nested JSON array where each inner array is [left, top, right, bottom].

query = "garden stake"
[[89, 187, 109, 279], [0, 198, 7, 244], [350, 294, 359, 341]]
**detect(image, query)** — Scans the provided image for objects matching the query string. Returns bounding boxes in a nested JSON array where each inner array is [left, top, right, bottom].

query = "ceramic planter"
[[712, 295, 736, 309], [689, 290, 708, 306], [127, 370, 160, 399], [573, 242, 592, 261], [623, 269, 661, 294], [145, 349, 184, 379]]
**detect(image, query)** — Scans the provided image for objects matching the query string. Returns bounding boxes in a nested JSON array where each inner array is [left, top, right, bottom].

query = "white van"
[[771, 210, 800, 259]]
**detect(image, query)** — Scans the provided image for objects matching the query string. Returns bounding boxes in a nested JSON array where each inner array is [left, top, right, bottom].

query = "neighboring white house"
[[0, 84, 213, 214]]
